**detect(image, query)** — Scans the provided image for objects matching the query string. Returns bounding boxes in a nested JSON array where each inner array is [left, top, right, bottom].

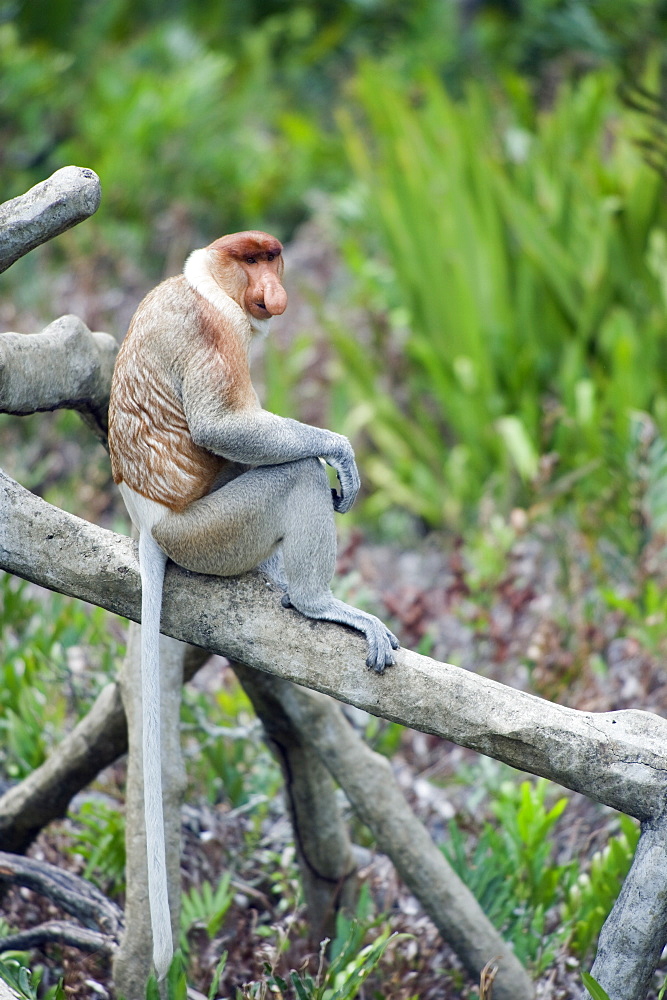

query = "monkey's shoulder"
[[129, 275, 200, 340], [127, 275, 245, 364]]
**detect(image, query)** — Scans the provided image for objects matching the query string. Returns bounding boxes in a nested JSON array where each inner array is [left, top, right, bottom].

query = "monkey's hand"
[[323, 437, 360, 513]]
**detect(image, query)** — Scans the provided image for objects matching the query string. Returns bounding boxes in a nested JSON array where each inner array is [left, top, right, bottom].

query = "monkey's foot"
[[281, 593, 399, 672]]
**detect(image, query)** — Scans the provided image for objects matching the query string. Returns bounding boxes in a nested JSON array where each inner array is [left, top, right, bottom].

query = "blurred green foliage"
[[0, 572, 124, 779], [337, 62, 667, 528], [3, 0, 667, 535]]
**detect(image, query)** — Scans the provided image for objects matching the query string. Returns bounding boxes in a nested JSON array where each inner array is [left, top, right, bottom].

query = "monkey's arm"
[[183, 379, 360, 511]]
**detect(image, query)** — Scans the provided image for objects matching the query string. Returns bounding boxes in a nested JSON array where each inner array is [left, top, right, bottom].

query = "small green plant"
[[0, 956, 65, 1000], [563, 814, 640, 959], [329, 881, 375, 962], [181, 680, 281, 812], [69, 798, 126, 895], [253, 845, 302, 922], [180, 873, 234, 955], [444, 778, 573, 970], [266, 922, 406, 1000], [145, 951, 188, 1000]]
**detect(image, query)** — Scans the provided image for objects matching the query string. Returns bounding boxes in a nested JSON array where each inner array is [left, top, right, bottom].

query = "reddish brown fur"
[[209, 231, 283, 261], [109, 232, 287, 513], [209, 233, 286, 319], [109, 275, 258, 512]]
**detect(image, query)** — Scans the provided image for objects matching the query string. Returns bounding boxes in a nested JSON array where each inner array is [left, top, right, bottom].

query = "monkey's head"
[[208, 231, 287, 321]]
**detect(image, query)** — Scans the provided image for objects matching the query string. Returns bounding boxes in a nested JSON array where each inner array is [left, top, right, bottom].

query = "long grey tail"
[[138, 530, 173, 980]]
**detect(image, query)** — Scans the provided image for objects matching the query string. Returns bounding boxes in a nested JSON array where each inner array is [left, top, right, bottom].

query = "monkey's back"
[[109, 276, 228, 512]]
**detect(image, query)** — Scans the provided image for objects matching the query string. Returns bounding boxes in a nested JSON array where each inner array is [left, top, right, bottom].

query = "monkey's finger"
[[332, 488, 355, 514], [387, 630, 400, 650]]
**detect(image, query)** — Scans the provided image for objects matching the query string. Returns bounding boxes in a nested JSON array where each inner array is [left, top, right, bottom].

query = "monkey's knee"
[[287, 457, 335, 510]]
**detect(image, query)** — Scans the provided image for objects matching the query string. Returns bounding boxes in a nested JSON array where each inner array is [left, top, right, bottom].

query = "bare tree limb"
[[234, 664, 534, 1000], [0, 167, 101, 273], [0, 316, 118, 441], [589, 810, 667, 1000], [1, 466, 667, 825], [0, 851, 123, 942], [0, 922, 115, 957]]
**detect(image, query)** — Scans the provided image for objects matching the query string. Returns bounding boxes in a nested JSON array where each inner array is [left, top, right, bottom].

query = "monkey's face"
[[240, 252, 287, 320], [209, 231, 287, 321]]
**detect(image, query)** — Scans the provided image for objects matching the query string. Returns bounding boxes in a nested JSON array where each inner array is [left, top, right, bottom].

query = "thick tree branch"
[[590, 810, 667, 1000], [0, 167, 101, 273], [0, 851, 123, 942], [0, 317, 118, 441], [235, 665, 534, 1000], [0, 922, 115, 957], [2, 466, 667, 824]]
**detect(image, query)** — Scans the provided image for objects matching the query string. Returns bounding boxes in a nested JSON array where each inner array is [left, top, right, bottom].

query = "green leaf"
[[581, 970, 612, 1000], [496, 416, 539, 481], [290, 971, 310, 1000]]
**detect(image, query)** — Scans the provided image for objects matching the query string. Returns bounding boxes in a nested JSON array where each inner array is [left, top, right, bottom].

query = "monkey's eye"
[[267, 253, 274, 261], [246, 256, 257, 265]]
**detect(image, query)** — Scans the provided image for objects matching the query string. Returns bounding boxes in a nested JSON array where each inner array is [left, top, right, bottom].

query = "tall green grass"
[[336, 63, 667, 530]]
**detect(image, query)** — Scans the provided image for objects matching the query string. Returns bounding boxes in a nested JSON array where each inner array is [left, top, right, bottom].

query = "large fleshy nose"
[[261, 277, 287, 316]]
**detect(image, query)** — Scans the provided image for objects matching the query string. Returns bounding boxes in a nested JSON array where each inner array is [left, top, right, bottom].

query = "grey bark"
[[0, 849, 123, 937], [113, 624, 187, 999], [589, 811, 667, 1000], [0, 849, 123, 957], [236, 666, 359, 944], [235, 664, 534, 1000], [0, 315, 118, 441], [1, 466, 666, 825], [0, 166, 101, 273]]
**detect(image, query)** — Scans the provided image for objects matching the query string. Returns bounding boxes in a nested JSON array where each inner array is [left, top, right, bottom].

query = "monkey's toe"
[[281, 593, 294, 609], [364, 627, 396, 672]]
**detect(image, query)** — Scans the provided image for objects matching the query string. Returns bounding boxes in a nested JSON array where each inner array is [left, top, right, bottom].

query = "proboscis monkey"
[[107, 231, 399, 978]]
